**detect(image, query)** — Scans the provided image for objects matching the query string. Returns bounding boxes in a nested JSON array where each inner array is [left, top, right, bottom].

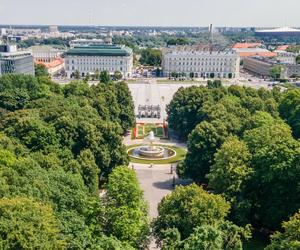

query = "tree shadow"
[[152, 178, 193, 190]]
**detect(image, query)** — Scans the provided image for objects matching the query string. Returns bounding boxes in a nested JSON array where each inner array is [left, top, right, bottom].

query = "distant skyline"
[[0, 0, 299, 27]]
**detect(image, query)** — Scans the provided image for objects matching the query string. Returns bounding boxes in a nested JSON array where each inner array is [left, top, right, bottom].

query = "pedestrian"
[[172, 176, 176, 188]]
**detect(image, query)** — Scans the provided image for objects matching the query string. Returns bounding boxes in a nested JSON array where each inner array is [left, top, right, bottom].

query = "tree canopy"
[[0, 74, 138, 249]]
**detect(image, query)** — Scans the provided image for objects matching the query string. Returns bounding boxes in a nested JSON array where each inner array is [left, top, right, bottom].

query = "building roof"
[[233, 48, 277, 58], [256, 27, 300, 33], [238, 51, 277, 58], [232, 43, 261, 49], [276, 45, 289, 51], [36, 58, 64, 69], [64, 45, 132, 57]]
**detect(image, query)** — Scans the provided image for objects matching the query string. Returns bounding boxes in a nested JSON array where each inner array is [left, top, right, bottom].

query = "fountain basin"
[[139, 146, 165, 157], [127, 145, 176, 160]]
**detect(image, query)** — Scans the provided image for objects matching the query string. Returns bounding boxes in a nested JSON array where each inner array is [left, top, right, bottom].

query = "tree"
[[207, 136, 253, 200], [242, 122, 300, 229], [296, 54, 300, 64], [167, 86, 213, 138], [0, 197, 65, 249], [94, 69, 100, 81], [207, 80, 222, 89], [74, 69, 80, 79], [139, 48, 162, 66], [153, 184, 250, 249], [269, 65, 282, 80], [114, 70, 123, 80], [115, 82, 135, 132], [100, 71, 111, 84], [153, 184, 230, 241], [104, 166, 150, 249], [279, 89, 300, 138], [35, 64, 49, 77], [266, 209, 300, 250], [179, 120, 229, 183]]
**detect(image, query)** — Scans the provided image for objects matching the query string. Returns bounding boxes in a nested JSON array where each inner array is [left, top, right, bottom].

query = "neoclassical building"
[[64, 45, 133, 78], [162, 46, 240, 78]]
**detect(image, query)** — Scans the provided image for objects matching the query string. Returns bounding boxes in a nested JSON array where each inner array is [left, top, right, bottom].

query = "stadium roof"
[[256, 27, 300, 33], [65, 45, 132, 57]]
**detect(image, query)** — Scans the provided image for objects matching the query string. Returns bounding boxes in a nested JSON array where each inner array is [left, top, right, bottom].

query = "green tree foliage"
[[207, 79, 222, 89], [265, 209, 300, 250], [242, 122, 300, 230], [104, 166, 150, 249], [279, 89, 300, 138], [179, 120, 229, 183], [153, 184, 250, 249], [0, 74, 52, 111], [139, 48, 162, 66], [100, 71, 111, 84], [207, 136, 253, 200], [269, 65, 282, 80], [0, 197, 65, 250], [167, 37, 190, 46], [0, 74, 138, 248], [35, 63, 49, 77], [114, 70, 123, 80], [74, 70, 80, 79]]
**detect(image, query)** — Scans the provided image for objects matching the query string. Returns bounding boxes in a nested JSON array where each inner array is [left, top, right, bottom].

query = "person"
[[170, 165, 173, 174], [172, 176, 176, 188]]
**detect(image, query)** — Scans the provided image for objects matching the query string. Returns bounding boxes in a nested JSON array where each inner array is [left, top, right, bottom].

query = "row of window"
[[166, 67, 236, 72], [66, 59, 126, 64], [165, 57, 236, 62], [67, 66, 125, 72], [170, 62, 232, 66]]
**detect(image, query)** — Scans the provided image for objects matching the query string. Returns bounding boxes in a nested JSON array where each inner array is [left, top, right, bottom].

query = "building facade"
[[0, 45, 34, 75], [64, 45, 133, 78], [243, 56, 300, 78], [30, 45, 64, 63], [162, 47, 240, 78], [69, 39, 105, 48]]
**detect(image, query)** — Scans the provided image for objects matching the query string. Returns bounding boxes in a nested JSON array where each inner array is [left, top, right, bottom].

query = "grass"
[[127, 144, 187, 164], [134, 123, 167, 139]]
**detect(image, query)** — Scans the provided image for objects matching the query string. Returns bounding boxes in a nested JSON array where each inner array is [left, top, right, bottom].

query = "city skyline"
[[0, 0, 299, 27]]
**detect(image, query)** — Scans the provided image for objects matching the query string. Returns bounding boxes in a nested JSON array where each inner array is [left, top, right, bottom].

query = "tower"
[[209, 24, 214, 54]]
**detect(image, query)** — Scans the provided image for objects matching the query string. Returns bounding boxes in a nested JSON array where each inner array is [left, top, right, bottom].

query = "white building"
[[275, 51, 296, 64], [64, 44, 133, 78], [30, 45, 64, 63], [69, 39, 104, 48], [162, 46, 240, 78]]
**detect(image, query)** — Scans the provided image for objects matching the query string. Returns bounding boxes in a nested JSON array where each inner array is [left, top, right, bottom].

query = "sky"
[[0, 0, 299, 27]]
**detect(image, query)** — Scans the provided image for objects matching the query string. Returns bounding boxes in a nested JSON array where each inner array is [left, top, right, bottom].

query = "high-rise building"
[[0, 45, 34, 75], [64, 44, 133, 78]]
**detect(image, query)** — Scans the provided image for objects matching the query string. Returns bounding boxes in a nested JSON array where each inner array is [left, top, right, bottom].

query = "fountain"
[[128, 131, 176, 160]]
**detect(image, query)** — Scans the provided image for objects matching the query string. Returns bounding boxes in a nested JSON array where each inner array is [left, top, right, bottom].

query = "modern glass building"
[[0, 45, 34, 75]]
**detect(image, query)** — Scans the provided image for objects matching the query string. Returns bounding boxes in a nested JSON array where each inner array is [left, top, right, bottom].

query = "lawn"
[[133, 123, 168, 139], [127, 144, 187, 164]]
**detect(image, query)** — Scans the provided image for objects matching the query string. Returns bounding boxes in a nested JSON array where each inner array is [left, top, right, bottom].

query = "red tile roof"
[[35, 58, 64, 69], [238, 51, 277, 58], [276, 45, 289, 51], [233, 43, 262, 49]]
